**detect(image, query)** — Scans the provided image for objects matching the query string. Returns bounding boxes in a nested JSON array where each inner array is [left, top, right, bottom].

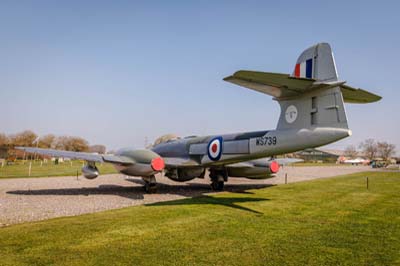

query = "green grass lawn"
[[0, 160, 117, 178], [0, 171, 399, 266]]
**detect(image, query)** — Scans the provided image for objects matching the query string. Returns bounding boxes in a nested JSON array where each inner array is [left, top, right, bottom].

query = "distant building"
[[295, 148, 342, 163]]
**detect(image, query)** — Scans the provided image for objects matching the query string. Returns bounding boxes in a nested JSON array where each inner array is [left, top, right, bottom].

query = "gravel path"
[[0, 165, 372, 226]]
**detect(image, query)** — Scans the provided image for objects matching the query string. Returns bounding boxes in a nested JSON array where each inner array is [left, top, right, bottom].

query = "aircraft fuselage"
[[151, 127, 351, 167]]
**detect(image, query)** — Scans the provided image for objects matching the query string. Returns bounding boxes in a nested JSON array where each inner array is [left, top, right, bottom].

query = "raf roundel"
[[207, 136, 223, 161], [285, 105, 298, 124]]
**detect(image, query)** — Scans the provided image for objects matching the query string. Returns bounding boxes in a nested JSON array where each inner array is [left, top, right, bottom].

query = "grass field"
[[0, 171, 399, 266], [0, 160, 117, 178]]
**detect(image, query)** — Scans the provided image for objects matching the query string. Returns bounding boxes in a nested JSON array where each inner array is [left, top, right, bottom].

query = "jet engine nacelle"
[[227, 160, 280, 179], [82, 164, 99, 179], [111, 149, 165, 177]]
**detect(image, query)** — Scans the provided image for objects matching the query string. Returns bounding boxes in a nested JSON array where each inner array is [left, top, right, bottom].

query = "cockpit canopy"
[[153, 134, 181, 146]]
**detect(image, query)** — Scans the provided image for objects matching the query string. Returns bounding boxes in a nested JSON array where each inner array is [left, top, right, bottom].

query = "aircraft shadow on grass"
[[7, 185, 146, 200], [7, 178, 273, 213], [147, 195, 269, 214]]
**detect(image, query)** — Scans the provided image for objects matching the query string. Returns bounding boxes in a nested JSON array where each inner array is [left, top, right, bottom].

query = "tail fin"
[[293, 43, 338, 82], [279, 43, 346, 130]]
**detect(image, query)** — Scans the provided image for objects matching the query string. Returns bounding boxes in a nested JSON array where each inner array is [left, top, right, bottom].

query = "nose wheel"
[[142, 175, 157, 193]]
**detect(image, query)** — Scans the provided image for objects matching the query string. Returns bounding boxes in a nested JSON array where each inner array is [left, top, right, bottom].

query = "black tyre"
[[211, 180, 224, 191], [144, 183, 157, 193]]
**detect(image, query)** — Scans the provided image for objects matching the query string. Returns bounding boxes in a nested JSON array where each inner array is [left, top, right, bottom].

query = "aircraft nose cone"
[[151, 157, 165, 171]]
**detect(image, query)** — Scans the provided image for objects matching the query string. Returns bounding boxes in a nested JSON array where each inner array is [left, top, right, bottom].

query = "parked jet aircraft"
[[17, 43, 381, 192]]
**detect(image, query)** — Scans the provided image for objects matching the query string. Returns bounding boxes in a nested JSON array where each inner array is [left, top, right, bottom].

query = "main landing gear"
[[209, 169, 227, 191], [142, 175, 157, 193]]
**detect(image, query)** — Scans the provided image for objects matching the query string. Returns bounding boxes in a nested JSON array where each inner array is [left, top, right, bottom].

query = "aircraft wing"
[[15, 147, 135, 165], [224, 70, 381, 103]]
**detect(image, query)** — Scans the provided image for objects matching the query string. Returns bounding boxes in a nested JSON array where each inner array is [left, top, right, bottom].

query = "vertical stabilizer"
[[293, 43, 338, 82], [278, 43, 348, 130]]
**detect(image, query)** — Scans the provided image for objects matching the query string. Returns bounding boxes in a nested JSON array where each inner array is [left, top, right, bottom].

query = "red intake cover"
[[151, 157, 165, 171], [269, 161, 280, 173]]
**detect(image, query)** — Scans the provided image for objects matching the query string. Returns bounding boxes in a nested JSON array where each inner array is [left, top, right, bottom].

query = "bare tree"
[[53, 136, 69, 150], [344, 145, 358, 158], [359, 139, 378, 160], [9, 130, 38, 147], [88, 145, 106, 154], [38, 134, 56, 148], [53, 136, 89, 152], [377, 141, 396, 161]]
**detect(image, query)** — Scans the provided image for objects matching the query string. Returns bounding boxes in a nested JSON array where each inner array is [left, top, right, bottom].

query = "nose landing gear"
[[142, 175, 157, 193]]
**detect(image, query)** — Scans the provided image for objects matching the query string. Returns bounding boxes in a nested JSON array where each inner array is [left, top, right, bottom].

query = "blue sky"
[[0, 1, 398, 153]]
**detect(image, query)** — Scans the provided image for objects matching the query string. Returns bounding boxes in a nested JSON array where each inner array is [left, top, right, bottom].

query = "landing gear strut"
[[142, 175, 157, 193], [209, 169, 227, 191]]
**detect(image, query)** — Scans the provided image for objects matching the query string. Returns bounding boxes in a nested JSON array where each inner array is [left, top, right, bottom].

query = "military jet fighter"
[[17, 43, 381, 192]]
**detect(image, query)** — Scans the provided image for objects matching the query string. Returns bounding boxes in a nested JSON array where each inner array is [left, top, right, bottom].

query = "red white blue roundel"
[[207, 136, 223, 161]]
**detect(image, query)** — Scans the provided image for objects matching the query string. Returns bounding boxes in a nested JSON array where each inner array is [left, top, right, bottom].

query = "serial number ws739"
[[255, 136, 277, 146]]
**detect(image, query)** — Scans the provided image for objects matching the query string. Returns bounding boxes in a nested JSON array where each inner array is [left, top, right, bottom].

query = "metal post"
[[285, 173, 287, 184]]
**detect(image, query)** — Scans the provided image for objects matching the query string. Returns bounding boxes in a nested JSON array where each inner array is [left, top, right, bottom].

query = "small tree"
[[377, 141, 396, 161], [359, 139, 378, 160], [67, 137, 89, 152], [9, 130, 38, 147], [344, 145, 358, 158]]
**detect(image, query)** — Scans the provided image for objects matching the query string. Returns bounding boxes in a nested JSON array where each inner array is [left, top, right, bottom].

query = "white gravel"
[[0, 165, 372, 226]]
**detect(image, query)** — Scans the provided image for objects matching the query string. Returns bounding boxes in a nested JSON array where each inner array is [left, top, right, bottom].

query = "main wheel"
[[211, 179, 224, 191]]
